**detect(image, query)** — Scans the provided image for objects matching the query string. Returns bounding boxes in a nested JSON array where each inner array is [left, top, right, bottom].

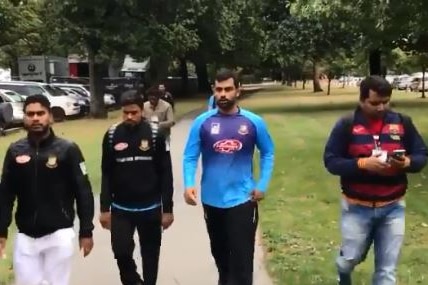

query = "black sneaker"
[[338, 273, 351, 285]]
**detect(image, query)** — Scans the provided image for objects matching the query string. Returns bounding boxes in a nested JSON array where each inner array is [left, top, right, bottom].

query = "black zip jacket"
[[0, 130, 95, 239], [100, 119, 174, 213]]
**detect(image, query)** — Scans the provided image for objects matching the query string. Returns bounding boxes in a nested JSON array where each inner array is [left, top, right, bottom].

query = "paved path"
[[70, 117, 273, 285]]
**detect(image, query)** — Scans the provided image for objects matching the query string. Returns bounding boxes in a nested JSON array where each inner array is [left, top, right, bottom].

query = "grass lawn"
[[240, 85, 428, 285], [0, 97, 205, 284]]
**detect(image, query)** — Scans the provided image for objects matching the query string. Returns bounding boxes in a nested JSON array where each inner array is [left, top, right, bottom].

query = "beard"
[[25, 123, 50, 136], [216, 97, 236, 111], [123, 120, 140, 131]]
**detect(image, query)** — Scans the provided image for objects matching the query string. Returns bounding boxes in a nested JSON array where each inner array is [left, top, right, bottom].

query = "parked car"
[[409, 78, 421, 92], [0, 101, 13, 135], [51, 83, 116, 107], [55, 87, 90, 115], [396, 76, 412, 90], [0, 81, 81, 121], [0, 89, 24, 124], [418, 78, 428, 92]]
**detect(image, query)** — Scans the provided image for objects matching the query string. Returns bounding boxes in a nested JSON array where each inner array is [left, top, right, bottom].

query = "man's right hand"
[[0, 238, 6, 259], [359, 156, 390, 173], [99, 212, 111, 230], [184, 188, 198, 206]]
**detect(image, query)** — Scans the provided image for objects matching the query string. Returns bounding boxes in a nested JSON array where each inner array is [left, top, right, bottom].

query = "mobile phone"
[[392, 149, 406, 160]]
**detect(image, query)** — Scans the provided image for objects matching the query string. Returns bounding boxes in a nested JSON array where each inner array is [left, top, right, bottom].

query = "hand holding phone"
[[389, 149, 410, 169], [391, 149, 406, 161]]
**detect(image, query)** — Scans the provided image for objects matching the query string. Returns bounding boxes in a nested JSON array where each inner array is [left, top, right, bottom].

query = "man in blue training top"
[[182, 68, 275, 285], [207, 94, 216, 110]]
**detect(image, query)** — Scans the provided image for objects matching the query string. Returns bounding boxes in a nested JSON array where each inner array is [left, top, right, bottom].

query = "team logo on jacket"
[[46, 155, 58, 168], [389, 124, 401, 140], [213, 139, 243, 154], [15, 155, 31, 164], [211, 123, 220, 135], [238, 124, 249, 135], [389, 124, 400, 135], [139, 139, 150, 151], [114, 142, 128, 151]]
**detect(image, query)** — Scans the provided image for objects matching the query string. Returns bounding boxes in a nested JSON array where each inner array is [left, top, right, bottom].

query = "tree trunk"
[[179, 57, 188, 97], [302, 79, 306, 90], [281, 70, 286, 85], [422, 67, 426, 99], [108, 55, 125, 77], [88, 46, 107, 119], [287, 74, 293, 86], [4, 49, 19, 79], [194, 58, 211, 93], [327, 79, 331, 95], [312, 60, 323, 92], [369, 49, 382, 76], [147, 55, 169, 86]]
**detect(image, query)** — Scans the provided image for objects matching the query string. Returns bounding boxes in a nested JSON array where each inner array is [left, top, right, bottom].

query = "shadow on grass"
[[249, 100, 428, 115]]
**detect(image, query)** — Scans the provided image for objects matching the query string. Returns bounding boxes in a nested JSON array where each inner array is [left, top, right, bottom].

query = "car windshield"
[[42, 84, 66, 96], [4, 91, 24, 102], [70, 88, 88, 97]]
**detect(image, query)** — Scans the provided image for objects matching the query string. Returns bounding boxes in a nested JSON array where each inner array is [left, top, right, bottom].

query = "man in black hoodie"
[[99, 90, 174, 285], [0, 94, 94, 285]]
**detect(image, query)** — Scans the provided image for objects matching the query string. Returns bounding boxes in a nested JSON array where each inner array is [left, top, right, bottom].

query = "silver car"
[[0, 88, 25, 123]]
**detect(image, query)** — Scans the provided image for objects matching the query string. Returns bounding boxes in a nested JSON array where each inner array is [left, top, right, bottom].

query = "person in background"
[[182, 68, 275, 285], [99, 90, 174, 285], [323, 75, 428, 285], [158, 84, 174, 111], [143, 85, 175, 147], [0, 94, 94, 285]]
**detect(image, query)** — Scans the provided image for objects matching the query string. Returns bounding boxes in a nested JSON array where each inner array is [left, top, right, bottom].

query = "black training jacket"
[[100, 119, 174, 213], [0, 130, 95, 238]]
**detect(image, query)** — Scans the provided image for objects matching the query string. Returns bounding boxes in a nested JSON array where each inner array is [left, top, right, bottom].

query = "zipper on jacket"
[[32, 146, 39, 228]]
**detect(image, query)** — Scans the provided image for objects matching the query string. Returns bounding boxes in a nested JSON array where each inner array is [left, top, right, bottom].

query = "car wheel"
[[0, 102, 13, 125], [52, 107, 66, 122]]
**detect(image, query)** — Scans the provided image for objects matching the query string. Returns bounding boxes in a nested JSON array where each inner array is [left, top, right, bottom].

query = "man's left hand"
[[162, 213, 174, 230], [389, 156, 410, 169], [79, 237, 94, 257], [250, 190, 264, 202]]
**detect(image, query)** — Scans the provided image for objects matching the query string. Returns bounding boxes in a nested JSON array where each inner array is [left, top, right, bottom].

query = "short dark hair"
[[120, 89, 144, 108], [146, 85, 162, 98], [23, 94, 51, 112], [359, 76, 392, 101], [215, 68, 240, 88]]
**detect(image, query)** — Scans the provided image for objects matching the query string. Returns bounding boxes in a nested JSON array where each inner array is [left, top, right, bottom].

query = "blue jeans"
[[336, 198, 405, 285]]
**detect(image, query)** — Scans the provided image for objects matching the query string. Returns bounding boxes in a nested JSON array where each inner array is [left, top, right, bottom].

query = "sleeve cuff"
[[79, 230, 93, 238], [0, 229, 8, 239], [100, 205, 111, 213], [162, 202, 173, 213]]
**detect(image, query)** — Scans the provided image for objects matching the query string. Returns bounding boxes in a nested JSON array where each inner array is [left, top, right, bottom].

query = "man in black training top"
[[99, 90, 174, 285]]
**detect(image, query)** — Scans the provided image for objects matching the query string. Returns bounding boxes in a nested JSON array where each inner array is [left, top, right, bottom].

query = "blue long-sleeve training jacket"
[[183, 108, 275, 208], [207, 95, 216, 110]]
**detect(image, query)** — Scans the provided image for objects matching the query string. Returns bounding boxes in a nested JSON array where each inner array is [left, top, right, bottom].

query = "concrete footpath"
[[70, 117, 273, 285]]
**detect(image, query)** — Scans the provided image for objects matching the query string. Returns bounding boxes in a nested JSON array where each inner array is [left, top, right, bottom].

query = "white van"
[[0, 81, 81, 121]]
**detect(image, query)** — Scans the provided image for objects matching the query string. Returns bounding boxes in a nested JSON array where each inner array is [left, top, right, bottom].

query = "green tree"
[[0, 0, 68, 76], [51, 0, 134, 118]]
